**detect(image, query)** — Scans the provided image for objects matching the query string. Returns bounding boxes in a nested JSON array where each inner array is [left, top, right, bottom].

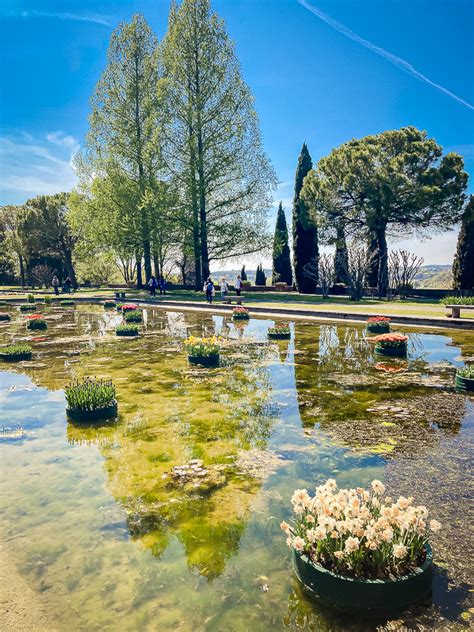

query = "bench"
[[445, 304, 474, 318]]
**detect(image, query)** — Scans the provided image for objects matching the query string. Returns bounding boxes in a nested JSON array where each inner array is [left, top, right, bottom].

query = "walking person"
[[149, 275, 158, 297], [52, 275, 59, 296], [159, 276, 167, 295], [204, 277, 214, 304], [220, 277, 229, 303], [235, 275, 242, 296]]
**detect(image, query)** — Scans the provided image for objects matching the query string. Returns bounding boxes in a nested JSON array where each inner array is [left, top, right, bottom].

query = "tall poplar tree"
[[272, 203, 292, 284], [292, 143, 318, 293], [83, 14, 161, 285], [159, 0, 277, 289], [453, 195, 474, 290]]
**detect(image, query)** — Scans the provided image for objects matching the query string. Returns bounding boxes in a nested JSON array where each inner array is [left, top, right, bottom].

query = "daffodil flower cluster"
[[281, 479, 440, 579], [184, 335, 222, 357]]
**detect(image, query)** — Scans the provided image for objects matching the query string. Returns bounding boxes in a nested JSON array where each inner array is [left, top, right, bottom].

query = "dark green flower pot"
[[292, 546, 433, 614], [66, 402, 118, 422], [233, 314, 249, 320], [116, 329, 139, 337], [268, 332, 291, 339], [0, 351, 32, 361], [27, 321, 47, 330], [366, 323, 390, 334], [188, 354, 219, 367], [0, 313, 11, 322], [455, 374, 474, 392], [374, 344, 407, 357]]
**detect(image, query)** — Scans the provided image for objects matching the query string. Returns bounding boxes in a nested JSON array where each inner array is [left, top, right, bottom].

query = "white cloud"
[[298, 0, 474, 111], [17, 10, 111, 27], [0, 132, 78, 204]]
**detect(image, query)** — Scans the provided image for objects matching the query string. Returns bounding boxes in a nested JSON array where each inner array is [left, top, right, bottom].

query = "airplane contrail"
[[297, 0, 474, 111]]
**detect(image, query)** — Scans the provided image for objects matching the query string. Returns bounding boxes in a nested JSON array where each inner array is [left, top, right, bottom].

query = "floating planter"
[[455, 366, 474, 392], [268, 324, 291, 339], [232, 306, 249, 320], [124, 309, 143, 323], [0, 312, 11, 322], [184, 335, 221, 366], [26, 315, 47, 330], [65, 378, 118, 422], [116, 324, 140, 337], [0, 344, 32, 361], [60, 300, 75, 306], [20, 304, 37, 312], [373, 333, 408, 357], [283, 479, 438, 614], [103, 300, 116, 309], [366, 316, 390, 334]]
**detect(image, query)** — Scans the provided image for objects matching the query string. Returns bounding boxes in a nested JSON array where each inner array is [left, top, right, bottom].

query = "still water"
[[0, 303, 473, 631]]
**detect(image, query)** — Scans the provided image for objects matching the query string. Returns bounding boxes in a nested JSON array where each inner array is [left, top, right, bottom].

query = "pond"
[[0, 303, 473, 631]]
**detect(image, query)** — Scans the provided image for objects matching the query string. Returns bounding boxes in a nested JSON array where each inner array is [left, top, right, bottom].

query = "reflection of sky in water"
[[0, 304, 472, 631]]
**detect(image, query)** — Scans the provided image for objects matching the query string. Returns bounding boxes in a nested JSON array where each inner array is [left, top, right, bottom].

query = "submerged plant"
[[282, 478, 441, 579], [116, 324, 140, 336], [0, 312, 11, 322], [124, 309, 143, 323], [184, 335, 222, 357], [0, 344, 32, 359], [65, 378, 116, 411], [26, 315, 47, 330]]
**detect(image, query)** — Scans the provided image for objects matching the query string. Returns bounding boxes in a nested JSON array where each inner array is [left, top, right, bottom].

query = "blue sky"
[[1, 0, 473, 265]]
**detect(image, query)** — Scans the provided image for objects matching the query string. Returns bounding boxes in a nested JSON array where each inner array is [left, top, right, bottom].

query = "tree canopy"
[[452, 195, 474, 291]]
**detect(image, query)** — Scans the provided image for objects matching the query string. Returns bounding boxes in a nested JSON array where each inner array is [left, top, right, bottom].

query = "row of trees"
[[270, 128, 471, 295]]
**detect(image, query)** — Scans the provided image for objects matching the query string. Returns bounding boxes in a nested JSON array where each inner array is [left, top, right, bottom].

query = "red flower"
[[122, 304, 139, 311], [367, 316, 390, 323], [25, 314, 43, 320]]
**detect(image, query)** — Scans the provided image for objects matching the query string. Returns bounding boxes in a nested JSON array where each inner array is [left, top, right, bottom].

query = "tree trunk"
[[19, 256, 25, 288], [334, 226, 348, 284], [366, 232, 379, 288], [153, 252, 160, 278], [143, 237, 152, 283], [375, 225, 389, 298], [64, 251, 78, 289], [197, 130, 210, 281], [136, 253, 143, 288]]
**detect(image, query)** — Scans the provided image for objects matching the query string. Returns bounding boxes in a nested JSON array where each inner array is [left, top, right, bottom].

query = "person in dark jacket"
[[149, 275, 158, 297]]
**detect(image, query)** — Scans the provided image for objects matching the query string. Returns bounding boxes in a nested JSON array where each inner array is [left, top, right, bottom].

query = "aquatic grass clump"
[[366, 316, 390, 334], [65, 378, 117, 422], [20, 303, 37, 312], [116, 324, 140, 337], [124, 309, 143, 323], [103, 300, 116, 308], [0, 344, 32, 361], [283, 478, 440, 580], [27, 293, 35, 303], [0, 312, 11, 322], [184, 335, 221, 365], [373, 333, 408, 357], [60, 299, 75, 306], [232, 306, 249, 319], [268, 323, 291, 338], [26, 315, 47, 330]]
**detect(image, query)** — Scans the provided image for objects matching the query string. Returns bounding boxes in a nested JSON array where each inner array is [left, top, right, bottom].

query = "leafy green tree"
[[255, 263, 266, 286], [159, 0, 277, 289], [292, 143, 318, 293], [453, 195, 474, 290], [272, 203, 292, 285], [83, 14, 161, 285], [302, 127, 468, 297]]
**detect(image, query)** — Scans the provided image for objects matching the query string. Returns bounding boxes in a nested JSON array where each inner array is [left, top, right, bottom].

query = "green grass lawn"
[[1, 286, 471, 319]]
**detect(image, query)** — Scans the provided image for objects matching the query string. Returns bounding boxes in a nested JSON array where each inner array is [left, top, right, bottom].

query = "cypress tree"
[[272, 202, 293, 285], [292, 143, 318, 293], [240, 265, 247, 281], [453, 195, 474, 290], [255, 263, 267, 286]]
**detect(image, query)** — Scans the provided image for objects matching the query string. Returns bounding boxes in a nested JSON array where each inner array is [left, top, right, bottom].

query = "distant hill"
[[413, 265, 452, 289]]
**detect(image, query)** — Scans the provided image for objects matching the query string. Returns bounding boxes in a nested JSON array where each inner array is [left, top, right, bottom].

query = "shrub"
[[116, 324, 139, 336], [60, 300, 75, 306], [26, 315, 47, 330], [27, 294, 35, 303], [103, 300, 116, 308], [20, 304, 37, 312], [0, 344, 32, 360], [440, 296, 474, 306], [65, 378, 116, 412], [282, 478, 441, 579], [242, 280, 252, 289], [457, 365, 474, 379], [373, 333, 408, 349], [124, 309, 143, 323], [0, 312, 11, 322], [184, 335, 221, 358]]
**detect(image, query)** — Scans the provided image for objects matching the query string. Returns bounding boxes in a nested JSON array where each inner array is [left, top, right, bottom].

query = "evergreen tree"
[[272, 202, 292, 285], [292, 143, 318, 293], [255, 263, 266, 286], [240, 265, 247, 281], [453, 195, 474, 290]]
